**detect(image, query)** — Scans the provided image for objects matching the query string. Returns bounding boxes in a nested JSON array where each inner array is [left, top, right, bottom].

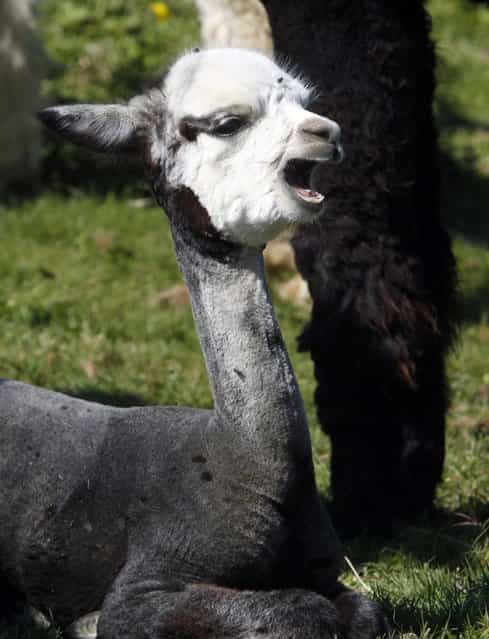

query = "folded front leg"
[[95, 572, 390, 639], [96, 572, 342, 639]]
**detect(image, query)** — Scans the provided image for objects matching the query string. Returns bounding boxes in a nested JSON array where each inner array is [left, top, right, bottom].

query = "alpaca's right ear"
[[39, 104, 141, 155], [38, 92, 165, 159]]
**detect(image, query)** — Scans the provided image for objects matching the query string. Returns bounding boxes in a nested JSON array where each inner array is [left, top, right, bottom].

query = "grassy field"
[[1, 0, 489, 637]]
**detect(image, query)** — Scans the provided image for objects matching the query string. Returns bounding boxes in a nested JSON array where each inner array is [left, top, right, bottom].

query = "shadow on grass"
[[461, 279, 489, 325], [40, 134, 148, 197], [444, 155, 489, 321], [342, 499, 489, 570], [0, 138, 148, 209], [438, 91, 489, 242], [441, 148, 489, 246], [0, 612, 57, 639], [341, 501, 489, 633], [435, 95, 489, 324], [58, 386, 149, 407]]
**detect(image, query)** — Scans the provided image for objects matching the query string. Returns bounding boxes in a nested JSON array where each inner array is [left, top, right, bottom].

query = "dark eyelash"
[[179, 114, 247, 141], [212, 116, 246, 136]]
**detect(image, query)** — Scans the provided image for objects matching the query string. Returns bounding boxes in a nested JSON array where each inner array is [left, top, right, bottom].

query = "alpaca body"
[[0, 49, 388, 637], [0, 242, 339, 633], [260, 0, 458, 534], [0, 386, 322, 625], [0, 231, 337, 627]]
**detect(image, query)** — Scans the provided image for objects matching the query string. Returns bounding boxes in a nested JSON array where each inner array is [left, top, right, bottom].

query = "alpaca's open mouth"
[[283, 159, 325, 206]]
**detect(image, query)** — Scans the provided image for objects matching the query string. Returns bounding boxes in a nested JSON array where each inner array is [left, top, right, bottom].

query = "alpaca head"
[[40, 48, 342, 247]]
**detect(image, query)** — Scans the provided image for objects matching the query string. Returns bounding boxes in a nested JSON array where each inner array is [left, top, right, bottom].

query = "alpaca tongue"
[[294, 187, 325, 205]]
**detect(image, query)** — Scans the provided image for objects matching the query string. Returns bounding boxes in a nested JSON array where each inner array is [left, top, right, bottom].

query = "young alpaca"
[[1, 49, 388, 638], [259, 0, 459, 535]]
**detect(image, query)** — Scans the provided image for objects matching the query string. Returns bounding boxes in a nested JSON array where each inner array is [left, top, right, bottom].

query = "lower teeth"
[[295, 187, 325, 204]]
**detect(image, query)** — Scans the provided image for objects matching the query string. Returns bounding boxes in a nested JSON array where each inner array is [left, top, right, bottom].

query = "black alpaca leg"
[[394, 359, 448, 519], [397, 418, 445, 518], [0, 577, 25, 623], [327, 421, 402, 537], [308, 325, 450, 537], [327, 412, 444, 537]]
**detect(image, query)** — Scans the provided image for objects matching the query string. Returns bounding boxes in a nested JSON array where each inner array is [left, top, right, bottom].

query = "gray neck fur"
[[169, 213, 312, 469], [167, 207, 341, 576]]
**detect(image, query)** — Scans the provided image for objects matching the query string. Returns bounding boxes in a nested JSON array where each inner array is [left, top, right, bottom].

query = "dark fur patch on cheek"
[[179, 121, 198, 142], [170, 186, 221, 239]]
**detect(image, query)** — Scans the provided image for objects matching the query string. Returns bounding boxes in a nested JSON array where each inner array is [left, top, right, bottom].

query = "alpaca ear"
[[39, 104, 142, 155], [38, 92, 165, 159]]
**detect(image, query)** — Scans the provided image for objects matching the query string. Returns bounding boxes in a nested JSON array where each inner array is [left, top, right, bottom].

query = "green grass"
[[1, 0, 489, 637], [39, 0, 199, 103], [38, 0, 199, 192]]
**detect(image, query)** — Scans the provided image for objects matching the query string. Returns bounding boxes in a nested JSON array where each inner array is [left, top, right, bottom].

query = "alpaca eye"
[[213, 116, 245, 136]]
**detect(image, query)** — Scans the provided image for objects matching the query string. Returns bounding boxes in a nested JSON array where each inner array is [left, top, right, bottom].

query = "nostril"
[[303, 125, 331, 141], [301, 117, 341, 144]]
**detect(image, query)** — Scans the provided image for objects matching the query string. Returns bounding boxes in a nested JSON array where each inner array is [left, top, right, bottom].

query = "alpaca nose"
[[299, 115, 343, 163], [301, 115, 340, 142]]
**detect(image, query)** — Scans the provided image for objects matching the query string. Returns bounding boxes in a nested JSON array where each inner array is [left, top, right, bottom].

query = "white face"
[[39, 48, 342, 248], [161, 49, 342, 246]]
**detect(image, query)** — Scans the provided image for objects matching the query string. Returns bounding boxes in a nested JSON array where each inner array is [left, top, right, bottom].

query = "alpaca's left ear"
[[38, 92, 165, 159]]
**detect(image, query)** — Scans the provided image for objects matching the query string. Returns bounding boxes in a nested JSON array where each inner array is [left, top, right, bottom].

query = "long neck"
[[168, 216, 313, 469], [165, 207, 341, 573]]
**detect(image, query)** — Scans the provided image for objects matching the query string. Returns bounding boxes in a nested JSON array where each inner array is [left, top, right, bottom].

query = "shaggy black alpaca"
[[260, 0, 458, 536]]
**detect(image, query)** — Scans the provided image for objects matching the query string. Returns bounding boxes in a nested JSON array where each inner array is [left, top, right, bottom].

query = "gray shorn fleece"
[[0, 208, 380, 638]]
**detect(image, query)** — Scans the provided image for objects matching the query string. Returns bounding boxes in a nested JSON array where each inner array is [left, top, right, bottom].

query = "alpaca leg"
[[318, 361, 447, 536], [327, 419, 402, 537], [395, 362, 447, 519], [334, 589, 390, 639], [95, 566, 387, 639], [97, 580, 339, 639], [67, 590, 389, 639], [300, 303, 449, 537], [0, 577, 25, 623], [396, 415, 445, 518]]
